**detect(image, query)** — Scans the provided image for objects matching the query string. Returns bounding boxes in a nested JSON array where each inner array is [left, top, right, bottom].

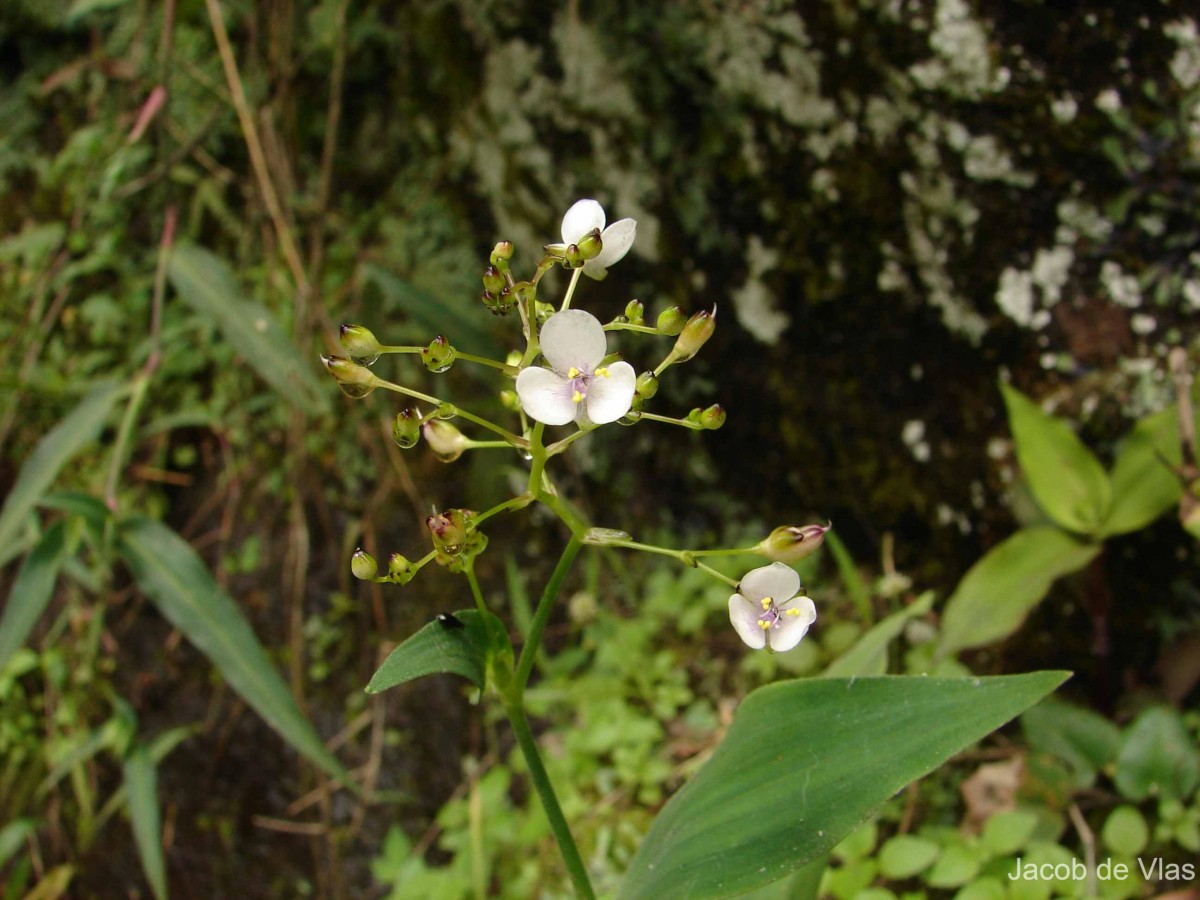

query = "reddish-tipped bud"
[[387, 553, 413, 581], [482, 264, 506, 294], [392, 409, 421, 449], [491, 241, 514, 263], [699, 403, 726, 430], [671, 306, 717, 363], [421, 336, 455, 373], [755, 523, 831, 564], [339, 324, 381, 366]]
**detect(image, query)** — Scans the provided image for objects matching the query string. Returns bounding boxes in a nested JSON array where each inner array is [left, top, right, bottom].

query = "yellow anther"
[[760, 597, 773, 610], [567, 367, 580, 378], [572, 390, 584, 404], [757, 619, 771, 630], [596, 366, 610, 378], [786, 608, 802, 617]]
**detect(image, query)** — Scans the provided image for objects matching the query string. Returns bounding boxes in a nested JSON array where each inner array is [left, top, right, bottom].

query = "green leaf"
[[1103, 405, 1184, 537], [66, 0, 134, 20], [118, 516, 349, 786], [618, 671, 1069, 900], [123, 743, 168, 900], [877, 834, 939, 879], [823, 591, 934, 677], [1000, 383, 1112, 535], [1021, 696, 1121, 788], [981, 810, 1038, 856], [1113, 706, 1200, 801], [0, 380, 122, 565], [937, 526, 1100, 658], [366, 610, 504, 694], [0, 818, 36, 870], [0, 521, 68, 670], [167, 243, 329, 414], [1101, 806, 1149, 857], [733, 855, 826, 900], [825, 531, 873, 623]]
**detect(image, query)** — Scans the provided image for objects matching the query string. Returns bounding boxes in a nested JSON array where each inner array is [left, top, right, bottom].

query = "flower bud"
[[499, 389, 520, 411], [656, 306, 686, 335], [755, 523, 831, 564], [671, 306, 717, 363], [482, 265, 506, 295], [624, 299, 645, 325], [339, 324, 381, 366], [387, 553, 413, 581], [563, 243, 585, 268], [635, 371, 658, 400], [423, 419, 470, 462], [351, 548, 377, 580], [421, 336, 455, 373], [392, 409, 421, 449], [321, 355, 376, 397], [427, 509, 469, 554], [699, 403, 726, 430], [491, 241, 514, 263], [575, 227, 603, 261]]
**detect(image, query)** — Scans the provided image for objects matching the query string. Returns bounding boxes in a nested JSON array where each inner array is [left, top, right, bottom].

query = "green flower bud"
[[499, 389, 520, 411], [656, 306, 686, 336], [321, 355, 376, 398], [686, 407, 704, 426], [576, 227, 603, 260], [423, 419, 469, 462], [421, 336, 455, 373], [563, 243, 585, 268], [482, 264, 506, 294], [624, 299, 645, 325], [635, 371, 659, 400], [339, 324, 381, 366], [392, 409, 421, 449], [671, 306, 717, 363], [755, 523, 831, 564], [387, 553, 413, 581], [426, 508, 488, 572], [351, 548, 377, 580], [490, 240, 514, 264], [699, 403, 726, 430]]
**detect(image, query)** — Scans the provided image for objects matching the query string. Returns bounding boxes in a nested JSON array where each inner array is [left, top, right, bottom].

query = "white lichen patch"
[[730, 236, 790, 345], [902, 419, 931, 462], [1050, 93, 1079, 123], [1100, 261, 1142, 309], [996, 267, 1035, 326], [909, 0, 1007, 99], [1165, 19, 1200, 89], [1031, 246, 1073, 306], [1095, 88, 1123, 114]]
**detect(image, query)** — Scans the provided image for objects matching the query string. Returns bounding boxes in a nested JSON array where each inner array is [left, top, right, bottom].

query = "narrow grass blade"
[[123, 743, 168, 900], [0, 520, 67, 670], [119, 516, 349, 787]]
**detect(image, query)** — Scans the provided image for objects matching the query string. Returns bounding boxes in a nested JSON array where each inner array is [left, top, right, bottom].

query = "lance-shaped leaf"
[[119, 517, 349, 786], [937, 526, 1099, 658], [367, 610, 509, 694], [619, 671, 1068, 899], [0, 380, 121, 566], [123, 742, 168, 900], [1103, 405, 1184, 537], [822, 591, 934, 678], [167, 243, 329, 413], [1113, 706, 1200, 802], [0, 521, 68, 670], [1001, 382, 1111, 535]]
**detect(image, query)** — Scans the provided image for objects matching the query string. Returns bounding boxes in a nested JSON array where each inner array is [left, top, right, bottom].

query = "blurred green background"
[[1, 1, 1198, 897]]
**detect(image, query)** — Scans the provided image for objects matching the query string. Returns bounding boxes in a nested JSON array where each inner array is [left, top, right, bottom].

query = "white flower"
[[557, 199, 636, 280], [728, 562, 816, 652], [515, 310, 636, 426]]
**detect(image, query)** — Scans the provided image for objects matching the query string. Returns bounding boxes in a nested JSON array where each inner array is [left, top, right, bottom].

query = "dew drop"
[[424, 360, 453, 374], [393, 432, 419, 449], [350, 352, 380, 367], [339, 383, 375, 399]]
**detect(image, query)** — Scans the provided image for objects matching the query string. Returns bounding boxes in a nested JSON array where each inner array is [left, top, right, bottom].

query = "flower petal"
[[540, 309, 608, 373], [561, 199, 606, 244], [768, 596, 817, 652], [582, 360, 635, 424], [728, 595, 767, 649], [737, 562, 802, 605], [515, 367, 577, 425], [584, 218, 636, 279]]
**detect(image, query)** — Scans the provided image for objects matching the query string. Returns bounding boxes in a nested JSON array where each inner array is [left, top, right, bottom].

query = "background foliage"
[[1, 0, 1198, 896]]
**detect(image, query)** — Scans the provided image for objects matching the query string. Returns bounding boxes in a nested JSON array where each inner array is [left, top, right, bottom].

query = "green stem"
[[560, 267, 583, 311], [104, 372, 152, 512], [373, 376, 527, 446], [636, 410, 703, 430], [471, 491, 534, 528], [464, 564, 490, 618], [587, 536, 740, 587], [603, 322, 659, 334], [504, 699, 596, 899], [544, 429, 591, 456], [514, 537, 582, 692]]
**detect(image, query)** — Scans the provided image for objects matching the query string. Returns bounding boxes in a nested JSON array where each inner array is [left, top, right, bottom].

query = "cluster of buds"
[[426, 508, 488, 573], [351, 548, 416, 585]]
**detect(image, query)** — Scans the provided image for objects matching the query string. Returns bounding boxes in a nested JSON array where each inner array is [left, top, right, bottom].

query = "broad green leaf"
[[0, 380, 122, 564], [981, 810, 1038, 856], [119, 516, 349, 786], [619, 671, 1068, 899], [1113, 706, 1200, 801], [167, 243, 328, 413], [1000, 383, 1111, 535], [123, 743, 168, 900], [0, 521, 67, 670], [937, 526, 1100, 658], [1101, 806, 1149, 857], [823, 591, 934, 677], [734, 855, 826, 900], [1021, 696, 1121, 788], [367, 610, 506, 694], [1103, 405, 1184, 537], [878, 834, 939, 879]]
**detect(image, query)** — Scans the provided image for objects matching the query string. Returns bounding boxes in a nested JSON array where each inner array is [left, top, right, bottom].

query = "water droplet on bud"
[[339, 383, 375, 399]]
